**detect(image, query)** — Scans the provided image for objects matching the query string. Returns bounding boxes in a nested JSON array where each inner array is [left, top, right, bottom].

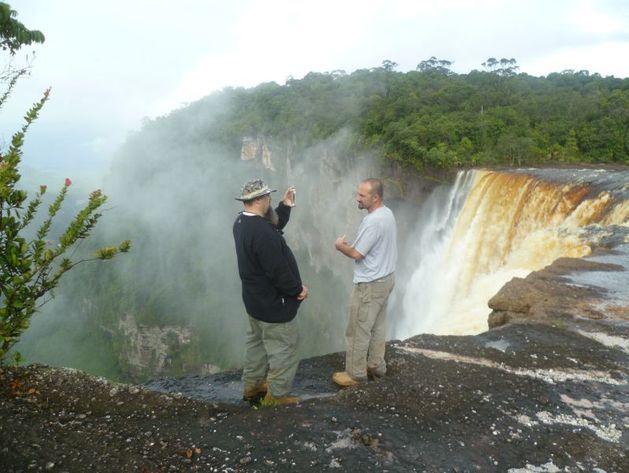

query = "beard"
[[264, 205, 279, 226]]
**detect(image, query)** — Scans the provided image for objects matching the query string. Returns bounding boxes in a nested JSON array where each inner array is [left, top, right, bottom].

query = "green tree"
[[0, 1, 44, 110], [0, 5, 130, 363], [495, 133, 535, 166], [482, 57, 519, 77], [381, 59, 398, 72], [0, 2, 44, 54], [417, 56, 454, 75]]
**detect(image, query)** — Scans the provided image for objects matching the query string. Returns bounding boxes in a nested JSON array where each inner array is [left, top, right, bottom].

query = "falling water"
[[396, 168, 629, 338], [391, 171, 475, 337]]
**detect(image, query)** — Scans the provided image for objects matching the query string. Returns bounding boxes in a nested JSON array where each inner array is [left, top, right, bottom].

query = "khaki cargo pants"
[[345, 274, 395, 380], [242, 316, 299, 397]]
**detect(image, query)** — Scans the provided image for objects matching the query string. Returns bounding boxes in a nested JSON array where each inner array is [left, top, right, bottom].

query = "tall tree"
[[381, 59, 398, 72], [417, 56, 454, 75], [0, 2, 44, 54]]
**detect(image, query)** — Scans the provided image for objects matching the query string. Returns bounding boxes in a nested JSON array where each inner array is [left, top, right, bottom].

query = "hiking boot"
[[262, 391, 300, 406], [332, 371, 360, 387], [367, 367, 386, 380], [243, 381, 268, 401]]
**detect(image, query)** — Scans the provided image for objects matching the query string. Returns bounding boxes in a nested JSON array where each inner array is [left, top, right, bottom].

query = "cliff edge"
[[1, 252, 628, 471]]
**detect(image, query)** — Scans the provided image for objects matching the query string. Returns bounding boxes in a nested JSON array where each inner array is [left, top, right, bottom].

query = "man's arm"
[[335, 235, 364, 261], [275, 201, 291, 230]]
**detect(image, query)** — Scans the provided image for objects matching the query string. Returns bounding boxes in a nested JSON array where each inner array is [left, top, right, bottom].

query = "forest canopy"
[[172, 58, 628, 169]]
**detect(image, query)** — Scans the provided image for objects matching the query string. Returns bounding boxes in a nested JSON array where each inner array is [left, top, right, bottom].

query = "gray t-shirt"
[[352, 206, 398, 283]]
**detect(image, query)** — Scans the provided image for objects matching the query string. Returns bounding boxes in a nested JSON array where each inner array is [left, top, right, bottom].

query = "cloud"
[[153, 0, 381, 114], [6, 0, 629, 173], [567, 0, 628, 35], [523, 41, 629, 77]]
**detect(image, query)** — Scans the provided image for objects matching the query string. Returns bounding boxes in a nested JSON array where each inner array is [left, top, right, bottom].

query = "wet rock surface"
[[508, 167, 629, 201], [2, 246, 628, 472], [489, 245, 629, 328], [2, 313, 627, 472]]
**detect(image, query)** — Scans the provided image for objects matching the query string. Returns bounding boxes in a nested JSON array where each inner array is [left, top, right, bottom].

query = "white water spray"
[[392, 171, 474, 338]]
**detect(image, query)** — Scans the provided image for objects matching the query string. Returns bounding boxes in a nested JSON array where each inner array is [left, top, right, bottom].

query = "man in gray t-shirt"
[[333, 178, 398, 387]]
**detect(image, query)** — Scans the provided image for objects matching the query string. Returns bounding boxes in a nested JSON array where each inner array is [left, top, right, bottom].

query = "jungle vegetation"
[[183, 57, 628, 169]]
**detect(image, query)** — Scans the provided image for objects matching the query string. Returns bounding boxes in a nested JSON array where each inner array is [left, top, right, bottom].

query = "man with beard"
[[332, 178, 397, 387], [233, 179, 308, 405]]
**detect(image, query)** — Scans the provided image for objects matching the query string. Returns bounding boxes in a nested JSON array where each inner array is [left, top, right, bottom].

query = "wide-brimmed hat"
[[235, 178, 277, 201]]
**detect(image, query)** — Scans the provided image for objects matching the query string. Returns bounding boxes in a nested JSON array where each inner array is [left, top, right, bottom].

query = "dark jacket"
[[233, 202, 302, 323]]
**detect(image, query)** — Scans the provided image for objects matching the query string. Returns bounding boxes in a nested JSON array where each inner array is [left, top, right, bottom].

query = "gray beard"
[[264, 206, 279, 226]]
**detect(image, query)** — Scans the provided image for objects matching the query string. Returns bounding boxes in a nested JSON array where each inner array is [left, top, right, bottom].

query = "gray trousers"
[[345, 275, 395, 380], [242, 316, 299, 397]]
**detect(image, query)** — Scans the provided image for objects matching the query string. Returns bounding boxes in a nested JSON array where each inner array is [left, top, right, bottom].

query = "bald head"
[[361, 178, 383, 199], [357, 178, 384, 212]]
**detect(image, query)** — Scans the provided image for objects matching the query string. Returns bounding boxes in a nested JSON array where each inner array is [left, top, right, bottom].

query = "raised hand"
[[282, 186, 296, 207]]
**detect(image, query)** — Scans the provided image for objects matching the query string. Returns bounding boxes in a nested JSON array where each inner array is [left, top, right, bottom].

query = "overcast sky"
[[3, 0, 628, 180]]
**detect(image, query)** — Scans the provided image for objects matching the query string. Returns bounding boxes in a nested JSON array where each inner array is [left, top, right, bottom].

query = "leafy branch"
[[0, 89, 131, 362]]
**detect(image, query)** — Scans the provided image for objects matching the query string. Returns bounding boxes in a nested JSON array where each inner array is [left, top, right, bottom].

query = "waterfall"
[[395, 169, 629, 338], [391, 171, 474, 338]]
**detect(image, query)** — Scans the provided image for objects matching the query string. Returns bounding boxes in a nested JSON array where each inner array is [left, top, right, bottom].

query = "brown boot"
[[332, 371, 360, 387], [262, 391, 299, 406], [367, 367, 386, 380], [243, 381, 268, 401]]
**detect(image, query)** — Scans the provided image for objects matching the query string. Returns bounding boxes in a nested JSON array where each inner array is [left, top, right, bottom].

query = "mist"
[[15, 88, 413, 381]]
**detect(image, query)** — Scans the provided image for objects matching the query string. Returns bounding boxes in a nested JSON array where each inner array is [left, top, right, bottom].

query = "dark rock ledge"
[[488, 254, 629, 328], [2, 253, 628, 472]]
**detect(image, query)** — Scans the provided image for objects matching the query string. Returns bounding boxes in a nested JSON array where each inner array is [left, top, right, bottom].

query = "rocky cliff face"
[[237, 133, 449, 270], [240, 136, 275, 170], [117, 314, 194, 380]]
